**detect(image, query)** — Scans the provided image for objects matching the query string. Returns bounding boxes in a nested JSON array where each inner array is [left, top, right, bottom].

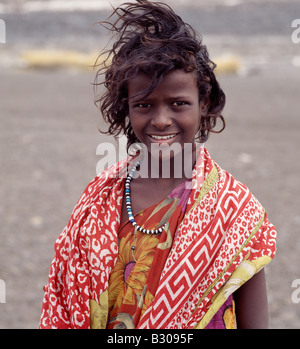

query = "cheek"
[[128, 112, 137, 129], [185, 112, 202, 134], [194, 106, 206, 131], [129, 114, 144, 138]]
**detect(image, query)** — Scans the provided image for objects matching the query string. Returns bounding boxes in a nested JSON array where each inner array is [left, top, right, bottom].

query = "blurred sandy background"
[[0, 0, 300, 328]]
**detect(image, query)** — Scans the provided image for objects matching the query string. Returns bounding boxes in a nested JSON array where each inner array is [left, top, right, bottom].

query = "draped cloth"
[[39, 146, 276, 329], [106, 179, 235, 329], [106, 178, 193, 329]]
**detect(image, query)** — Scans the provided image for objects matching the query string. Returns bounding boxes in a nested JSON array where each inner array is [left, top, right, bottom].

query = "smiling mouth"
[[149, 134, 178, 140]]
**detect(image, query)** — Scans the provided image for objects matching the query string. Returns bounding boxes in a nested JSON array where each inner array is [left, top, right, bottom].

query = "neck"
[[136, 144, 196, 183]]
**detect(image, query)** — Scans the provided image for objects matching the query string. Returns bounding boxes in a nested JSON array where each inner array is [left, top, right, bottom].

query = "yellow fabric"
[[90, 290, 109, 329], [194, 255, 271, 329]]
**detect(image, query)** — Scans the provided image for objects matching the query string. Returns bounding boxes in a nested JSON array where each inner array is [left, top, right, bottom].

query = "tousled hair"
[[94, 0, 226, 151]]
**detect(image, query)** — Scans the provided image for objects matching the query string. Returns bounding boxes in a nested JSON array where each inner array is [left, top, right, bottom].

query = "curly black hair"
[[94, 0, 226, 152]]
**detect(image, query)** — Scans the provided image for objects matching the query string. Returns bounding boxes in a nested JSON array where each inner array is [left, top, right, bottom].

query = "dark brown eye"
[[137, 103, 151, 108], [172, 101, 187, 107]]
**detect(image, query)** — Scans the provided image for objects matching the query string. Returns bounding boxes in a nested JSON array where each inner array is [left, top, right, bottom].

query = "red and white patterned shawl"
[[39, 147, 276, 329]]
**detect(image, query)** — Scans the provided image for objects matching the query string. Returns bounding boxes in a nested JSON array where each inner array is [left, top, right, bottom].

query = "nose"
[[150, 106, 172, 130]]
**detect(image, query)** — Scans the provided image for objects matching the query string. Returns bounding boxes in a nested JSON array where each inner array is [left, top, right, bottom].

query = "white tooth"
[[151, 134, 176, 140]]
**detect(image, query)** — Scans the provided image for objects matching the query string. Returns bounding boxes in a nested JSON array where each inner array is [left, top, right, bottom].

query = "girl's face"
[[128, 69, 205, 158]]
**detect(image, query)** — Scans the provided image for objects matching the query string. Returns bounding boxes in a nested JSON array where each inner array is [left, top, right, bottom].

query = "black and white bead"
[[125, 161, 166, 235]]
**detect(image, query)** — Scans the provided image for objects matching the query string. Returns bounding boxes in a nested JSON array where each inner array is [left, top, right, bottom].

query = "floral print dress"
[[106, 179, 235, 329]]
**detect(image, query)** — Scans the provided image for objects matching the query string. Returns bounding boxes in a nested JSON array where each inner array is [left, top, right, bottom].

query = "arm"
[[234, 268, 269, 329]]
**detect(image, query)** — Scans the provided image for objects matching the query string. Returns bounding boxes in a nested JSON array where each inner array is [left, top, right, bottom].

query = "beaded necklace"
[[125, 161, 166, 235]]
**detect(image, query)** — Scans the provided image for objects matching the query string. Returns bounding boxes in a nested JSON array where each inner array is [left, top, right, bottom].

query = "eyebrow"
[[129, 94, 191, 102], [128, 91, 150, 102]]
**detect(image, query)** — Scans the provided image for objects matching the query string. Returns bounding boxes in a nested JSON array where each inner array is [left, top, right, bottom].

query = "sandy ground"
[[1, 0, 300, 329]]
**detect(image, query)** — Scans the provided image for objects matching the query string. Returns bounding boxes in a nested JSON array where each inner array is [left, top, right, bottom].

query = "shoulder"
[[86, 156, 132, 194], [204, 149, 252, 201], [204, 148, 267, 229], [54, 157, 131, 247], [65, 157, 131, 223]]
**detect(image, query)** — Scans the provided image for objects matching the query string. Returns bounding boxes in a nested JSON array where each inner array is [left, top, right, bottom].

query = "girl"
[[40, 1, 276, 329]]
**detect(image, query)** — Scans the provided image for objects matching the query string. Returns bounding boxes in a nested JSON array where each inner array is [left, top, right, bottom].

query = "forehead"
[[128, 69, 198, 98]]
